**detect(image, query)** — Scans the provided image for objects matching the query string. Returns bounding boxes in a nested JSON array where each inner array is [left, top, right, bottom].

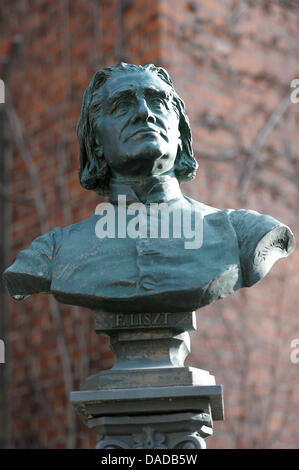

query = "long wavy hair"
[[77, 62, 198, 196]]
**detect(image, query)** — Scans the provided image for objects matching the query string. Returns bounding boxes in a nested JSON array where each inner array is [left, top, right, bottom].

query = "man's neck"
[[110, 171, 175, 203], [109, 171, 182, 204]]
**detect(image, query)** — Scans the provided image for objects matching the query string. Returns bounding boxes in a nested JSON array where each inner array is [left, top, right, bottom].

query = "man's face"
[[94, 71, 181, 179]]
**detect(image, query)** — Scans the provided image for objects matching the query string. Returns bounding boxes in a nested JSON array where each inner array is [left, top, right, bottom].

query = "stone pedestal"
[[71, 310, 224, 449]]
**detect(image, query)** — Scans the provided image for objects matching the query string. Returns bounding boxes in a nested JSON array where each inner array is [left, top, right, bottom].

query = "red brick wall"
[[0, 0, 298, 448], [158, 0, 299, 449]]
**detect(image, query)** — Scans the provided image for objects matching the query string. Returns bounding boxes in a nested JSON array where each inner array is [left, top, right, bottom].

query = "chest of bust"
[[51, 208, 242, 312]]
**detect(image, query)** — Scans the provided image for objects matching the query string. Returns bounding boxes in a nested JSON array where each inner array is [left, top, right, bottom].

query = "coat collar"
[[109, 175, 183, 205]]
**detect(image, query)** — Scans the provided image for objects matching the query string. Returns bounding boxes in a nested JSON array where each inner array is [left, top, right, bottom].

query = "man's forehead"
[[103, 70, 173, 98]]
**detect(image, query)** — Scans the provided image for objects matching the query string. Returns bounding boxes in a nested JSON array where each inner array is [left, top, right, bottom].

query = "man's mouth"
[[124, 127, 160, 142]]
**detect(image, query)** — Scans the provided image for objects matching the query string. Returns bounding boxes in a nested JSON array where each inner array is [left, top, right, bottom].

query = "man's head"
[[77, 63, 198, 195]]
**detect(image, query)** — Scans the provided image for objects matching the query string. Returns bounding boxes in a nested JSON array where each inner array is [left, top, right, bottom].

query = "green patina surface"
[[2, 63, 295, 314]]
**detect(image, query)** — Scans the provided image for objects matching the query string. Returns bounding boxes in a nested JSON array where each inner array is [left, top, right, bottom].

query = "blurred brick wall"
[[0, 0, 298, 448]]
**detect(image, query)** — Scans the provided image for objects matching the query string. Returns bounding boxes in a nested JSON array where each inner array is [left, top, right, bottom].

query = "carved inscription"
[[94, 310, 195, 333], [116, 312, 169, 328]]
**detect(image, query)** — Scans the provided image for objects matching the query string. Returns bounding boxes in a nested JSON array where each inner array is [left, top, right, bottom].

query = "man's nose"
[[132, 98, 156, 123]]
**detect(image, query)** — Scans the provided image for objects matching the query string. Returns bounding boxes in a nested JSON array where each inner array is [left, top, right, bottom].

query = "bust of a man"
[[3, 63, 295, 313]]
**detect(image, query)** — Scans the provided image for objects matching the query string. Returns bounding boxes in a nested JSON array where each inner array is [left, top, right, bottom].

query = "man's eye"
[[150, 97, 168, 109], [113, 100, 128, 114], [151, 97, 164, 104], [111, 96, 136, 114]]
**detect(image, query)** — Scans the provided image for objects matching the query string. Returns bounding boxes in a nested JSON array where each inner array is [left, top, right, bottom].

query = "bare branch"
[[195, 148, 238, 161], [230, 0, 249, 25], [0, 182, 34, 206], [18, 303, 65, 439], [7, 91, 76, 448], [115, 0, 125, 62], [91, 0, 104, 68], [6, 92, 49, 232], [49, 296, 75, 448], [238, 94, 290, 197]]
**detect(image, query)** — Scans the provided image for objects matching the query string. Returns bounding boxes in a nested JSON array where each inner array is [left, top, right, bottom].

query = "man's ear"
[[177, 136, 183, 156], [94, 134, 104, 160], [95, 144, 104, 160], [174, 137, 183, 174]]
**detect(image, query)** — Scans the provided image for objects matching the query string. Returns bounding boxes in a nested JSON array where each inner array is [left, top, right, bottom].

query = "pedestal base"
[[71, 311, 224, 449], [71, 384, 223, 449], [93, 413, 211, 449], [80, 366, 215, 390]]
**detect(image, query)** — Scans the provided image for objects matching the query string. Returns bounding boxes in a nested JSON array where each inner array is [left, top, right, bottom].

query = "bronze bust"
[[3, 63, 295, 313]]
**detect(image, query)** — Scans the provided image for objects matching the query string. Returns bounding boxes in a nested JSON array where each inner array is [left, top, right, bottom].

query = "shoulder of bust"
[[182, 196, 221, 215]]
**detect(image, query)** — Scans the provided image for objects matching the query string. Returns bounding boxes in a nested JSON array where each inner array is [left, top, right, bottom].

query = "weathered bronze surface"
[[81, 310, 211, 389], [2, 63, 295, 313], [71, 308, 222, 448], [72, 393, 221, 449]]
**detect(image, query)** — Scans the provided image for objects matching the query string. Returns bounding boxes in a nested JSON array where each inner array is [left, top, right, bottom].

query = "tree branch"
[[238, 94, 290, 197]]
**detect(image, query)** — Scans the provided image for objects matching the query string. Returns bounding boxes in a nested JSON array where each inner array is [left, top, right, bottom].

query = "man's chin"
[[112, 149, 171, 178], [124, 142, 164, 161]]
